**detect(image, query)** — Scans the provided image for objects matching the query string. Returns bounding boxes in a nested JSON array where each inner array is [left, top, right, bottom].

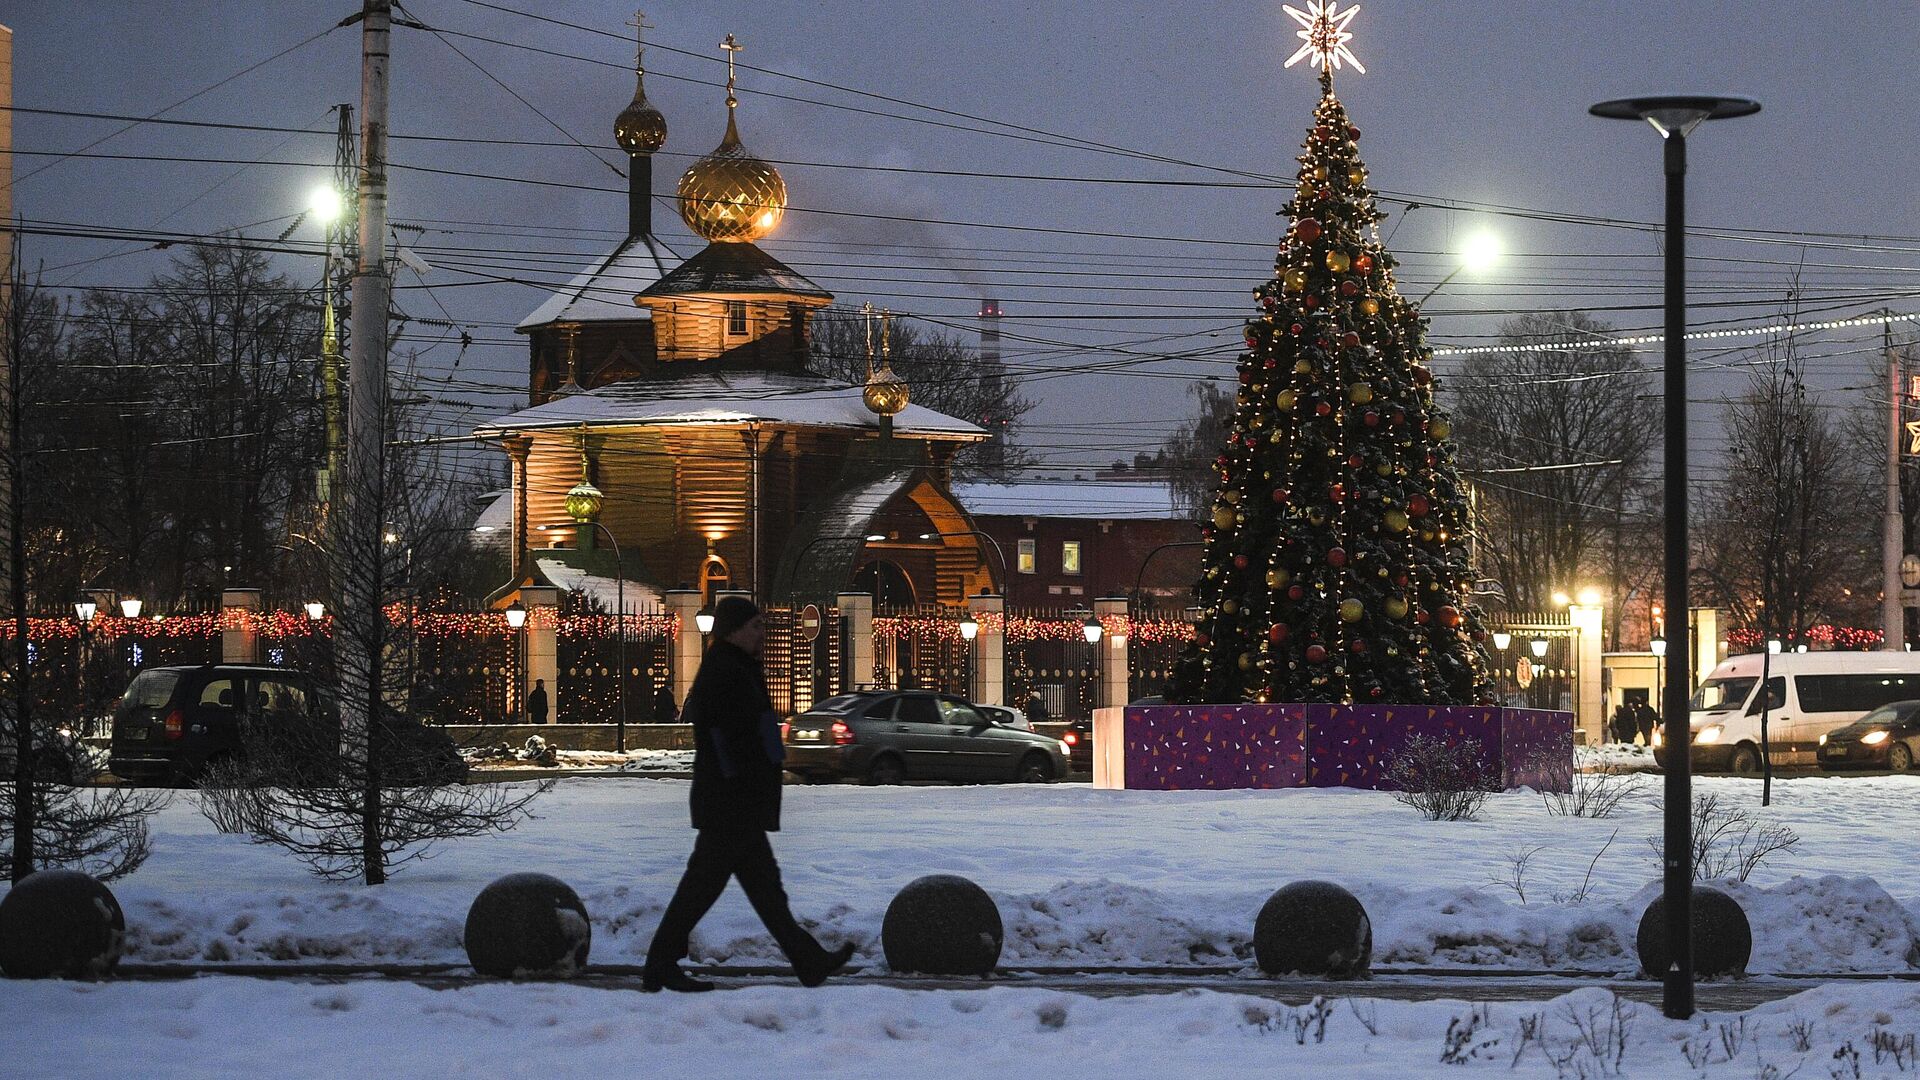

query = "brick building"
[[949, 480, 1201, 610]]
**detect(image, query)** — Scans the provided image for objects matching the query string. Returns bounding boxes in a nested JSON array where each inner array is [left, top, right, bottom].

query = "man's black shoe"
[[642, 966, 716, 993], [797, 942, 857, 988]]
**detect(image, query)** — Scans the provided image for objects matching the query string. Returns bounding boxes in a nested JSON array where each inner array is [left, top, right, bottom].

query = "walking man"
[[526, 678, 549, 725], [644, 596, 854, 992]]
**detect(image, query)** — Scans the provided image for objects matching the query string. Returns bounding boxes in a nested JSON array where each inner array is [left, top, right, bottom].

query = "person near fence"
[[644, 596, 854, 993], [526, 679, 549, 725], [653, 682, 678, 724]]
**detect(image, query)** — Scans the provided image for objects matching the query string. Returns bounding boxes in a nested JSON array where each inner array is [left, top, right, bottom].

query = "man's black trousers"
[[646, 827, 822, 971]]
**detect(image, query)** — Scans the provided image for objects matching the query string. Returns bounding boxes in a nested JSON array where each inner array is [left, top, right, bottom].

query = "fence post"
[[522, 586, 560, 722], [220, 589, 261, 664], [1094, 595, 1130, 710], [837, 592, 874, 690], [1569, 600, 1606, 744], [967, 592, 1004, 705], [665, 589, 702, 710]]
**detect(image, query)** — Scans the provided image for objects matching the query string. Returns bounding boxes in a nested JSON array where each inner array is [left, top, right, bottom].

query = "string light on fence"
[[1432, 311, 1920, 357]]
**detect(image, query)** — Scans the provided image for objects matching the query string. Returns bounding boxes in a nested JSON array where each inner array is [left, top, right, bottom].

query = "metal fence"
[[762, 604, 844, 716], [1006, 608, 1100, 721], [1483, 612, 1580, 713], [1127, 608, 1193, 701], [873, 605, 970, 697]]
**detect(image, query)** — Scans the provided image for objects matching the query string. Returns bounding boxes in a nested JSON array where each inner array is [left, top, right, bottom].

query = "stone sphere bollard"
[[0, 869, 127, 979], [1253, 880, 1372, 978], [463, 873, 592, 978], [881, 874, 1003, 976], [1636, 885, 1752, 979]]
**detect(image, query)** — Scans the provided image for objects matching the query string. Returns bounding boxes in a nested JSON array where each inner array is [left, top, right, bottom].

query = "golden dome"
[[614, 76, 667, 154], [863, 365, 910, 416], [678, 112, 787, 242]]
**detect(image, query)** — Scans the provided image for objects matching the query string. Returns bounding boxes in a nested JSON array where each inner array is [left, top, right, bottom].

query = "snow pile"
[[16, 978, 1920, 1078], [1574, 743, 1655, 770]]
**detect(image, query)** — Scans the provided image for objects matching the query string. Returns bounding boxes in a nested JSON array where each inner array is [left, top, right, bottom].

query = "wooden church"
[[475, 31, 996, 613]]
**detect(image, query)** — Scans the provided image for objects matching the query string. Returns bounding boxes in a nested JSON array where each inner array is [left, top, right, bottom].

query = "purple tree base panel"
[[1116, 703, 1572, 792]]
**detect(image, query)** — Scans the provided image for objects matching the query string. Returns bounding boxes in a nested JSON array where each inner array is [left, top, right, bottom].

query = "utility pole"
[[1885, 312, 1904, 651], [339, 0, 392, 884]]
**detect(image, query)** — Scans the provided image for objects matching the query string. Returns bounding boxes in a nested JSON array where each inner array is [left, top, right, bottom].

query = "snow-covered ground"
[[68, 773, 1920, 976], [18, 978, 1920, 1078]]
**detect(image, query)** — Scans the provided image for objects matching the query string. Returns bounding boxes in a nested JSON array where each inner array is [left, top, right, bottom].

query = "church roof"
[[516, 234, 678, 331], [474, 369, 986, 440], [638, 241, 830, 300], [951, 480, 1188, 521]]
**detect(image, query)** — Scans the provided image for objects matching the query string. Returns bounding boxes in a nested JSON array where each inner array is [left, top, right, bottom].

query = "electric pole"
[[1885, 312, 1903, 651], [339, 0, 392, 884]]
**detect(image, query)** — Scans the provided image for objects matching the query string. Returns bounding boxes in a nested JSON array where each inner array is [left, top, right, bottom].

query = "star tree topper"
[[1283, 1, 1364, 76]]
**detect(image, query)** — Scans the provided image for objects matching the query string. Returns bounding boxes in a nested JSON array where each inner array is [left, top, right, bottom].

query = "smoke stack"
[[978, 298, 1001, 364]]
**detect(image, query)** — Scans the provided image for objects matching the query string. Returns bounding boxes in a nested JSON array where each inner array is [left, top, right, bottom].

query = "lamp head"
[[1458, 230, 1501, 274], [1589, 95, 1761, 137], [1650, 635, 1667, 657], [1081, 614, 1104, 645], [1530, 637, 1549, 658], [958, 614, 979, 642], [120, 598, 143, 620], [695, 609, 716, 635], [308, 185, 344, 223], [504, 600, 529, 630], [305, 601, 326, 622], [73, 596, 98, 624], [1491, 631, 1511, 651]]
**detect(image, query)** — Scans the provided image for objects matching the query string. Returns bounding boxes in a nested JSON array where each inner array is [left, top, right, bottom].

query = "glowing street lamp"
[[305, 601, 326, 622], [695, 608, 716, 635], [958, 614, 980, 642], [1491, 631, 1512, 652], [1529, 636, 1549, 659], [1419, 228, 1502, 303], [119, 598, 143, 620], [73, 596, 98, 624], [1649, 635, 1667, 657], [1081, 614, 1104, 645], [309, 184, 345, 224]]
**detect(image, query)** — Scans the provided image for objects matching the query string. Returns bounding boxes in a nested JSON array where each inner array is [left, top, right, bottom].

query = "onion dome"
[[863, 366, 910, 417], [565, 479, 605, 523], [614, 75, 667, 155], [678, 111, 787, 242]]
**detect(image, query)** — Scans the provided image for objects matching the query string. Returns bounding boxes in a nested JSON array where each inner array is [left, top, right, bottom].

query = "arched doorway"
[[698, 553, 732, 605], [852, 560, 916, 607]]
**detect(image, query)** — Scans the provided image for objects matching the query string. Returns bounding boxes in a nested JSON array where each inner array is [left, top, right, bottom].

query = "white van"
[[1660, 651, 1920, 773]]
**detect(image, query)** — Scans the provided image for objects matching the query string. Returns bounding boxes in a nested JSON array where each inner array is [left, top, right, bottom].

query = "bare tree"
[[1160, 380, 1234, 513], [810, 311, 1034, 480], [1693, 332, 1869, 637], [4, 253, 162, 884], [1449, 312, 1653, 613]]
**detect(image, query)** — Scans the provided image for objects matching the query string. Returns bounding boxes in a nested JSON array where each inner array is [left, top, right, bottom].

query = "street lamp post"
[[1650, 634, 1667, 748], [1079, 611, 1103, 718], [504, 600, 528, 724], [1491, 631, 1512, 706], [958, 612, 979, 700], [73, 597, 98, 735], [1591, 91, 1761, 1022]]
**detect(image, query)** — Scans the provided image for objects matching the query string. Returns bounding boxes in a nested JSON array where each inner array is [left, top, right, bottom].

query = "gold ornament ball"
[[1237, 653, 1254, 671], [1236, 510, 1247, 525], [1222, 599, 1239, 615], [1325, 250, 1351, 274], [1249, 413, 1267, 429], [1348, 382, 1374, 405], [1374, 463, 1392, 477], [1212, 504, 1236, 530], [1339, 598, 1364, 623], [1347, 166, 1366, 186], [1385, 596, 1410, 619], [1267, 568, 1291, 589], [1385, 508, 1409, 532], [1274, 390, 1297, 410], [1359, 297, 1381, 316], [1430, 418, 1453, 440], [1283, 267, 1310, 292], [1224, 489, 1241, 504], [1294, 359, 1314, 375], [1312, 164, 1329, 181]]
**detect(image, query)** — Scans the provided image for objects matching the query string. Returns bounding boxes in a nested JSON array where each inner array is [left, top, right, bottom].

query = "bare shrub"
[[2, 727, 164, 881], [1384, 735, 1495, 822], [1490, 845, 1541, 904], [1548, 830, 1619, 906], [196, 708, 550, 881], [1542, 765, 1644, 819], [1644, 792, 1801, 882]]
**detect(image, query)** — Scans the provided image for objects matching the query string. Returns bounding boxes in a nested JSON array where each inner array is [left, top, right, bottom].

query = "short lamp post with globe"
[[1079, 611, 1104, 719], [73, 596, 98, 735], [551, 468, 630, 752], [958, 612, 980, 701], [504, 601, 529, 724]]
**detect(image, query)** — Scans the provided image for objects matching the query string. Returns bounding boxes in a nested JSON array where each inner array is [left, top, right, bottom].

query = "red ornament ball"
[[1439, 605, 1462, 628], [1354, 254, 1374, 274], [1315, 401, 1333, 417], [1328, 483, 1346, 503], [1327, 547, 1348, 567], [1349, 639, 1367, 654], [1232, 554, 1250, 570], [1363, 411, 1381, 427], [1238, 369, 1254, 385], [1297, 218, 1322, 241], [1195, 632, 1211, 646], [1391, 408, 1406, 426], [1271, 487, 1291, 504], [1413, 365, 1433, 386], [1415, 610, 1431, 625], [1289, 322, 1305, 336], [1408, 494, 1431, 517], [1268, 623, 1290, 644], [1340, 280, 1360, 297], [1303, 295, 1320, 310], [1340, 331, 1361, 348], [1346, 124, 1361, 138], [1315, 125, 1333, 140], [1305, 644, 1329, 664], [1287, 585, 1306, 602], [1347, 454, 1364, 468]]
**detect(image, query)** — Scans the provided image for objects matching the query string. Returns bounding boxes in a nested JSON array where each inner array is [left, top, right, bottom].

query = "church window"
[[726, 300, 748, 336]]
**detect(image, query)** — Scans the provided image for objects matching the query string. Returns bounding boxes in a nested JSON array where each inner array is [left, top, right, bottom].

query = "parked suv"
[[783, 690, 1070, 785], [108, 665, 466, 786]]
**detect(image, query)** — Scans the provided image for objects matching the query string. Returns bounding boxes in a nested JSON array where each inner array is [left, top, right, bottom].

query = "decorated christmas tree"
[[1167, 2, 1494, 707]]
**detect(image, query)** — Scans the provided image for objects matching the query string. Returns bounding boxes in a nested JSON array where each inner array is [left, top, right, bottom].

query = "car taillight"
[[1062, 731, 1079, 745], [780, 722, 790, 742], [163, 710, 185, 740], [831, 720, 855, 745]]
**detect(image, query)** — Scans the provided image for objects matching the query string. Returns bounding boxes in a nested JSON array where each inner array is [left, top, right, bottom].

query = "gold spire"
[[677, 32, 788, 242], [614, 9, 667, 154], [862, 305, 909, 417]]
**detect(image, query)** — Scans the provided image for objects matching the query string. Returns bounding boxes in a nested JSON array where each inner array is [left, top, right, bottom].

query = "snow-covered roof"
[[471, 490, 512, 551], [475, 370, 987, 441], [813, 471, 913, 542], [639, 241, 830, 300], [534, 556, 665, 612], [952, 480, 1188, 521], [515, 235, 676, 331]]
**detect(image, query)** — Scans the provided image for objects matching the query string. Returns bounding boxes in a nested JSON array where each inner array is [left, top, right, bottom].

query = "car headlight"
[[1862, 730, 1890, 746], [1060, 740, 1074, 756], [1693, 725, 1723, 745], [1650, 728, 1662, 748], [1818, 733, 1828, 746]]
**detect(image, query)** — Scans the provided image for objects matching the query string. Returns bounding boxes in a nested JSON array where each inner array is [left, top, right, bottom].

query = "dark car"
[[1817, 700, 1920, 771], [108, 665, 466, 787], [783, 690, 1071, 785], [1061, 717, 1093, 772]]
